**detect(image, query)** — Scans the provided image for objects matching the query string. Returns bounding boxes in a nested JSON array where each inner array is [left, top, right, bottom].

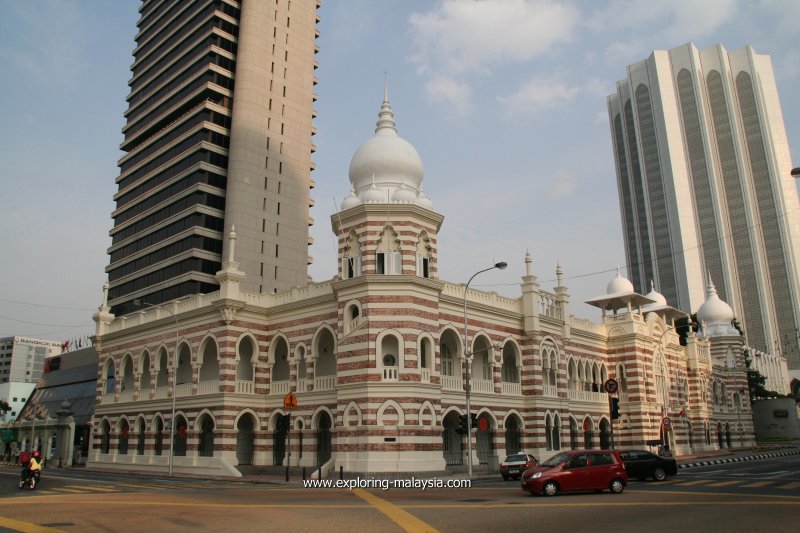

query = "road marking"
[[674, 479, 714, 486], [707, 480, 742, 487], [48, 488, 86, 494], [0, 515, 67, 532], [777, 482, 800, 490], [116, 483, 168, 490], [740, 481, 773, 488], [62, 485, 120, 493], [352, 489, 439, 532]]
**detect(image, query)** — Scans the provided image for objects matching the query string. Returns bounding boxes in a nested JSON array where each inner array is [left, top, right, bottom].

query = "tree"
[[744, 349, 782, 400], [675, 314, 700, 346]]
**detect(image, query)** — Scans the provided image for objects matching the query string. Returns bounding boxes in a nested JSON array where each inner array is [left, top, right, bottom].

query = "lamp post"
[[463, 261, 507, 478], [136, 300, 180, 476]]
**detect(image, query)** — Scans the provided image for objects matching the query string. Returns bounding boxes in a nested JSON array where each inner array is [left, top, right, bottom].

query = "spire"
[[525, 249, 532, 276], [227, 225, 237, 265], [556, 262, 563, 286], [375, 76, 397, 135]]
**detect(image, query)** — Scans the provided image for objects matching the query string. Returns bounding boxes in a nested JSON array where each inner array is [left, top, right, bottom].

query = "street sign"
[[662, 417, 671, 428], [583, 419, 590, 432], [283, 391, 297, 410], [478, 418, 489, 431], [604, 378, 618, 394]]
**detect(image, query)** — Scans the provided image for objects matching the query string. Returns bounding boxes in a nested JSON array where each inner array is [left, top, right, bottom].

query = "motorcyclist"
[[21, 450, 42, 485]]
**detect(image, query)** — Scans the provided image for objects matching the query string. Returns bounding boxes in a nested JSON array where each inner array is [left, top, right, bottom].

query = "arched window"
[[569, 418, 579, 450], [199, 416, 215, 457], [501, 344, 519, 383], [104, 360, 116, 395], [416, 232, 432, 278], [617, 363, 628, 393], [118, 419, 129, 455], [552, 414, 561, 450], [440, 330, 460, 377], [342, 231, 362, 279], [545, 414, 553, 451], [236, 336, 255, 381], [381, 334, 400, 381], [583, 418, 594, 448], [174, 416, 188, 457], [375, 226, 401, 274], [100, 420, 111, 454], [154, 418, 164, 456], [137, 418, 146, 456]]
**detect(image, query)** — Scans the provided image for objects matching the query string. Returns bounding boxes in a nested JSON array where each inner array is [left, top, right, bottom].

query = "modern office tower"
[[106, 0, 319, 315], [0, 337, 61, 384], [608, 43, 800, 374]]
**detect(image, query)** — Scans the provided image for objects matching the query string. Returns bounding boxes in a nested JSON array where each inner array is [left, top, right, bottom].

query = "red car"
[[520, 450, 628, 496]]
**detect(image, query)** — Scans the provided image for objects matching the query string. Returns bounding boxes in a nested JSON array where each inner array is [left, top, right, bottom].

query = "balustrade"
[[502, 382, 522, 396]]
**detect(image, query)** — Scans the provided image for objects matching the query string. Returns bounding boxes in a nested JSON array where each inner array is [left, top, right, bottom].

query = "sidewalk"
[[675, 440, 800, 469]]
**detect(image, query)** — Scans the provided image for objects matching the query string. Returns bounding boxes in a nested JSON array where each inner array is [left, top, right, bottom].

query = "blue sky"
[[1, 0, 798, 342]]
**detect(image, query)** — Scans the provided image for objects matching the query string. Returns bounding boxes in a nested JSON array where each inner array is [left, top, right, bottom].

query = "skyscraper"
[[608, 43, 800, 375], [106, 0, 319, 316]]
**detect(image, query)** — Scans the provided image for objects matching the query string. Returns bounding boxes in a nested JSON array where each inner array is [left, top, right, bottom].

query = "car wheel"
[[609, 478, 625, 494], [653, 468, 667, 481], [543, 481, 559, 497]]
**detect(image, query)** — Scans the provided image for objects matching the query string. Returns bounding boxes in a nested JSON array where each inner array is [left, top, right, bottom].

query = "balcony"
[[272, 380, 291, 396], [197, 380, 219, 395], [471, 379, 493, 394], [296, 379, 309, 393], [175, 383, 193, 397], [441, 375, 463, 391], [421, 369, 430, 383], [383, 367, 398, 381], [102, 393, 115, 404], [568, 390, 607, 403], [502, 382, 522, 396], [118, 390, 134, 403], [236, 380, 254, 394], [314, 375, 336, 391], [542, 385, 558, 398]]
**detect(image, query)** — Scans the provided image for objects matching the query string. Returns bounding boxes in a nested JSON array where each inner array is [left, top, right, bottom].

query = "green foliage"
[[675, 314, 700, 346], [0, 400, 10, 413], [744, 350, 783, 400]]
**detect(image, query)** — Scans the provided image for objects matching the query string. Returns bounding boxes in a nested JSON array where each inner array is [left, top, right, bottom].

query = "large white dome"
[[697, 278, 735, 324], [607, 269, 634, 294], [347, 89, 426, 204]]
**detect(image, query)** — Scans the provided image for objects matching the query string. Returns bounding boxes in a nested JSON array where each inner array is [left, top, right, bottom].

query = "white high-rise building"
[[0, 337, 61, 384], [607, 43, 800, 376]]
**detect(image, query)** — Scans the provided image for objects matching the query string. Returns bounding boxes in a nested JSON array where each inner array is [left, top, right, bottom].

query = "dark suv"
[[618, 450, 678, 481], [521, 450, 628, 496]]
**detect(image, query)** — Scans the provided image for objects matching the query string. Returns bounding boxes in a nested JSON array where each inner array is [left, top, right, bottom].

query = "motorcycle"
[[18, 470, 40, 490]]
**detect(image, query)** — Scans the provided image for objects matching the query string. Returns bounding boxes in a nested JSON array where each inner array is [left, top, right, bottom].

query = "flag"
[[678, 408, 686, 417]]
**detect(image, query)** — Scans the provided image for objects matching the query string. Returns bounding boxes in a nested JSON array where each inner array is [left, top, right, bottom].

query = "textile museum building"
[[89, 96, 757, 477]]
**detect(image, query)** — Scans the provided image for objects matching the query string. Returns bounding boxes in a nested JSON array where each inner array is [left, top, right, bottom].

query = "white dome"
[[697, 278, 735, 325], [644, 280, 668, 306], [392, 184, 417, 202], [361, 182, 386, 203], [607, 269, 634, 294], [415, 190, 434, 210], [341, 188, 361, 210], [348, 90, 424, 202]]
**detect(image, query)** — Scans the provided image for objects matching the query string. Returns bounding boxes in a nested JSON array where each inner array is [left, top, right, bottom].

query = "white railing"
[[421, 369, 430, 383], [197, 380, 219, 394], [118, 390, 134, 403], [315, 375, 336, 391], [568, 389, 607, 403], [153, 386, 169, 400], [383, 367, 398, 381], [471, 379, 493, 393], [542, 384, 558, 397], [296, 379, 309, 393], [236, 380, 254, 394], [102, 393, 115, 404], [175, 383, 193, 397], [441, 375, 463, 391], [346, 317, 363, 334], [502, 382, 522, 396], [271, 380, 291, 396]]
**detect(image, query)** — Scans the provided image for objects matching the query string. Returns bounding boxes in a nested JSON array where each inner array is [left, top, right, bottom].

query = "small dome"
[[697, 278, 734, 324], [341, 187, 361, 210], [361, 182, 385, 203], [415, 190, 434, 209], [348, 88, 424, 202], [607, 268, 634, 294], [644, 280, 668, 306], [392, 183, 417, 202]]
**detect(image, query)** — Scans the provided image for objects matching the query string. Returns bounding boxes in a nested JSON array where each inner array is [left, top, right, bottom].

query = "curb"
[[678, 448, 800, 469]]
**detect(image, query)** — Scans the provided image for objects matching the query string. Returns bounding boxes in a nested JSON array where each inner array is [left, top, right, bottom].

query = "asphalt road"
[[0, 455, 796, 532]]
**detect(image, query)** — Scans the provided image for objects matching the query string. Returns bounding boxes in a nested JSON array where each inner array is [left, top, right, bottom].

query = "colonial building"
[[90, 94, 757, 477]]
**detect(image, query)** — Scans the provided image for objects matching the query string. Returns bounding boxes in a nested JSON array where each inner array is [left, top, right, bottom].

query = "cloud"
[[546, 171, 577, 200], [424, 75, 473, 117], [0, 0, 87, 84], [408, 0, 580, 112], [498, 74, 579, 115]]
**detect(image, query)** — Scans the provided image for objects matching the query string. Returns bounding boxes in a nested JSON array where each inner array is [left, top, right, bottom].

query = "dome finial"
[[376, 75, 397, 134]]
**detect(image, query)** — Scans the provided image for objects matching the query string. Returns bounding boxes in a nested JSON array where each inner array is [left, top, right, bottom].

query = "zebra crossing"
[[25, 480, 223, 496], [635, 478, 800, 490]]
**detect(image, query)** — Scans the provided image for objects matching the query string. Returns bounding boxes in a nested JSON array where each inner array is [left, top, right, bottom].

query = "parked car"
[[520, 450, 628, 496], [500, 453, 537, 480], [618, 450, 678, 481]]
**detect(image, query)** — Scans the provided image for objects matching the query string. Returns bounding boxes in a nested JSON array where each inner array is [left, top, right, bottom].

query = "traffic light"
[[610, 398, 620, 420], [470, 413, 478, 429], [456, 414, 468, 434]]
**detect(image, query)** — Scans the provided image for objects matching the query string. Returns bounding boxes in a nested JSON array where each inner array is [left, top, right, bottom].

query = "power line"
[[0, 297, 94, 311], [0, 313, 90, 328]]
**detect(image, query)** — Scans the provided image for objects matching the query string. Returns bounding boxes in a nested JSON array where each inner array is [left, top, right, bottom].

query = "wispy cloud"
[[498, 74, 580, 115], [0, 0, 87, 84], [409, 0, 580, 114]]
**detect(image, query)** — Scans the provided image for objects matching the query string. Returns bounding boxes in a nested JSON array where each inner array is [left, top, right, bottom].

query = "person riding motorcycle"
[[21, 450, 42, 486]]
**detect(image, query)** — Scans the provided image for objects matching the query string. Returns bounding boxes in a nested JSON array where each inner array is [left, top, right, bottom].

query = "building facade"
[[89, 95, 757, 477], [607, 43, 800, 377], [106, 0, 320, 316], [0, 337, 61, 385]]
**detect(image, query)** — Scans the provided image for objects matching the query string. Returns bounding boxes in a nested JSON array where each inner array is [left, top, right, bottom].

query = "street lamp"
[[463, 261, 507, 477], [135, 300, 180, 476]]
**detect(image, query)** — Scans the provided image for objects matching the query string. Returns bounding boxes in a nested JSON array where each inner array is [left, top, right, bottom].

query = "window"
[[376, 252, 401, 274], [591, 452, 613, 466], [417, 256, 430, 277], [343, 256, 362, 279]]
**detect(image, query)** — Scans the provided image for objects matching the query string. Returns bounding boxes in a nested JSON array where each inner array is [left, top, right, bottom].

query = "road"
[[0, 455, 797, 532]]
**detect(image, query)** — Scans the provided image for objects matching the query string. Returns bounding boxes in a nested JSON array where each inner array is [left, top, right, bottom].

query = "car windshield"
[[540, 451, 571, 467], [505, 454, 529, 462]]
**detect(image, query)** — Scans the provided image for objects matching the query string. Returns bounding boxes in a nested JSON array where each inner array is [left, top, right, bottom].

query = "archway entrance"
[[274, 416, 288, 466], [505, 415, 521, 454], [476, 415, 493, 465], [317, 412, 332, 466], [237, 415, 255, 466], [599, 419, 611, 449], [442, 412, 462, 466]]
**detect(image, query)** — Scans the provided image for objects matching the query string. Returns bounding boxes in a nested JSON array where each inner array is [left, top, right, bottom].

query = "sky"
[[1, 0, 799, 344]]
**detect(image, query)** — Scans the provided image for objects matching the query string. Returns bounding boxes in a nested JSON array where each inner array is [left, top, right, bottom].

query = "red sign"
[[662, 417, 672, 428], [604, 378, 618, 394], [583, 420, 590, 432], [478, 418, 489, 431]]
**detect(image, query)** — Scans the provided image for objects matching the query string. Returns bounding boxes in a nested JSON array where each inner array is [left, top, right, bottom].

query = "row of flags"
[[60, 336, 94, 353]]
